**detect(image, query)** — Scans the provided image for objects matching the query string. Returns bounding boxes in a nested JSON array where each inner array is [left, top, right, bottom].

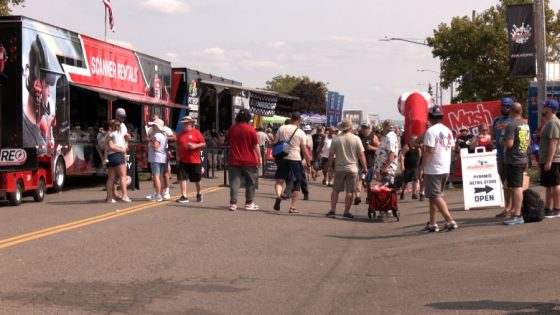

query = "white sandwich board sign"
[[460, 148, 504, 210]]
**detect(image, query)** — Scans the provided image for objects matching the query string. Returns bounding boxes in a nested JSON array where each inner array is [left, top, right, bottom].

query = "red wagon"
[[367, 185, 400, 222]]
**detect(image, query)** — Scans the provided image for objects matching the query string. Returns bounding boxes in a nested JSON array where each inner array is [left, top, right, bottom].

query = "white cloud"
[[268, 41, 287, 48], [107, 39, 134, 50], [240, 60, 282, 70], [140, 0, 191, 15], [201, 47, 226, 59], [165, 52, 178, 60], [321, 36, 376, 45]]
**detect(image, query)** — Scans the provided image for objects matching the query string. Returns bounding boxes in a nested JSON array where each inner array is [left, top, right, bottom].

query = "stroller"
[[367, 179, 400, 222]]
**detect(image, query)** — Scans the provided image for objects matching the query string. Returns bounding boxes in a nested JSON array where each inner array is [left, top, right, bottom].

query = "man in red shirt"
[[176, 116, 206, 203], [226, 108, 262, 211]]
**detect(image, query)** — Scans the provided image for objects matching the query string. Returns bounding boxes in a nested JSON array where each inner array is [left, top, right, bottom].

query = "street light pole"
[[379, 36, 428, 46], [381, 36, 449, 104], [417, 68, 443, 105], [535, 0, 547, 119]]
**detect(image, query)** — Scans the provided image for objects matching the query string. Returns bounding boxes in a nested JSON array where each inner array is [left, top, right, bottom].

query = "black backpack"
[[521, 189, 545, 222]]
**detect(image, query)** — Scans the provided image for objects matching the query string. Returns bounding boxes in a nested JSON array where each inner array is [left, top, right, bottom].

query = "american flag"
[[103, 0, 115, 32]]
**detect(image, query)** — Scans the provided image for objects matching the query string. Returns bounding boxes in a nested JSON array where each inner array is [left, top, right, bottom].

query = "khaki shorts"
[[424, 173, 448, 199], [333, 171, 358, 193]]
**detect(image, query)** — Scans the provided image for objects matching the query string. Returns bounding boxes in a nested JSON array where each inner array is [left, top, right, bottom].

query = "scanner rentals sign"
[[460, 148, 504, 210]]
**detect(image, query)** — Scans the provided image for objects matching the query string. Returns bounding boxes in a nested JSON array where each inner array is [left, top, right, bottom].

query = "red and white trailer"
[[0, 16, 185, 193]]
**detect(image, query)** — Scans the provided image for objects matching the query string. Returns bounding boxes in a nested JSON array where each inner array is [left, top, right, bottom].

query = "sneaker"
[[163, 192, 171, 200], [447, 183, 455, 189], [424, 223, 439, 232], [245, 203, 260, 211], [328, 181, 333, 187], [274, 198, 282, 211], [503, 216, 524, 225], [496, 209, 512, 218], [544, 209, 557, 218], [145, 193, 156, 200], [419, 194, 425, 201], [354, 197, 361, 205], [326, 211, 336, 218], [196, 193, 203, 202], [411, 194, 418, 200], [555, 209, 560, 218], [342, 212, 354, 219], [444, 221, 458, 231], [229, 204, 237, 211], [176, 196, 189, 203], [151, 195, 163, 202], [303, 194, 309, 201]]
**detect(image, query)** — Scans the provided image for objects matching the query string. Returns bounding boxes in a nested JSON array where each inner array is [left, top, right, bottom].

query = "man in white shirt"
[[272, 112, 311, 213], [374, 119, 399, 184], [419, 105, 458, 232]]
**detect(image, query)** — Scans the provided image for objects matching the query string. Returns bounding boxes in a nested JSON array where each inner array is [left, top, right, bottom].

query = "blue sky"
[[11, 0, 560, 120]]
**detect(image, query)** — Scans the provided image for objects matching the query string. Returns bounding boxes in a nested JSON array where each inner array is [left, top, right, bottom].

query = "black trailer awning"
[[70, 83, 187, 109]]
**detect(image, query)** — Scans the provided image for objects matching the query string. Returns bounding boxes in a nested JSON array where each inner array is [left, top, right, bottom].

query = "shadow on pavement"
[[1, 278, 248, 314], [326, 230, 424, 241], [426, 300, 560, 314]]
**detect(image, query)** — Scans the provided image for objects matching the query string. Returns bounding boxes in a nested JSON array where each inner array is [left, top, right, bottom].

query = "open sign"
[[0, 149, 28, 166]]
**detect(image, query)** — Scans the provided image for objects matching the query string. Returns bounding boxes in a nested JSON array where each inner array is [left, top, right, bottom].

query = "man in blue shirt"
[[493, 97, 513, 218]]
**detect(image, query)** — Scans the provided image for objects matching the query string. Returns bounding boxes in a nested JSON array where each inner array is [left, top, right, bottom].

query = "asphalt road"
[[0, 174, 559, 314]]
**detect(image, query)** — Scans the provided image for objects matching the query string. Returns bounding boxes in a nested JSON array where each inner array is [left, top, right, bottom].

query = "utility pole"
[[417, 68, 443, 104], [535, 0, 547, 119]]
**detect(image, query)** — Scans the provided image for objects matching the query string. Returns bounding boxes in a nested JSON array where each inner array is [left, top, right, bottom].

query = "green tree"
[[265, 74, 301, 94], [265, 74, 328, 114], [0, 0, 25, 15], [290, 77, 328, 114], [427, 0, 560, 103]]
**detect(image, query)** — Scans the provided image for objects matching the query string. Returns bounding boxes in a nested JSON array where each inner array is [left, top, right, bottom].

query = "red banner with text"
[[442, 101, 501, 135], [66, 35, 145, 94]]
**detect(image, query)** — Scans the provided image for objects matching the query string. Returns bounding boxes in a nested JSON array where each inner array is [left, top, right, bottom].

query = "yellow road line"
[[0, 186, 223, 250]]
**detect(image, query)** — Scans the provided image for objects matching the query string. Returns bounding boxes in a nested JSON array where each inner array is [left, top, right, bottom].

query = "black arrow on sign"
[[474, 185, 493, 194]]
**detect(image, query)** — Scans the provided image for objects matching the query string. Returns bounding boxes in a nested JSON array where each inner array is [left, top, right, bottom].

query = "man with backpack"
[[272, 112, 311, 213], [502, 102, 531, 225], [539, 99, 560, 218]]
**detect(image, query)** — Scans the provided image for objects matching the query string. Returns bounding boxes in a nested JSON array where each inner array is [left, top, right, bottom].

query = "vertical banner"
[[336, 94, 345, 125], [326, 91, 339, 126], [507, 4, 536, 78]]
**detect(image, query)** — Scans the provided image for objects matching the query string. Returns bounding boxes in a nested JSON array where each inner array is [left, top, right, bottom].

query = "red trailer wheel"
[[8, 180, 24, 206], [33, 177, 46, 202]]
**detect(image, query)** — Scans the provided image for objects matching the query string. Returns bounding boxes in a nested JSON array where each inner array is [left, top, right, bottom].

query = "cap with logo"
[[428, 104, 444, 117], [501, 97, 514, 106], [544, 99, 559, 111]]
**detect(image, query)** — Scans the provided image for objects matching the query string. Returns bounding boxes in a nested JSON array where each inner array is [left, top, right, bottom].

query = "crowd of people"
[[98, 96, 560, 231]]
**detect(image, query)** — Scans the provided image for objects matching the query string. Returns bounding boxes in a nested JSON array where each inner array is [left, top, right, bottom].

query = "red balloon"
[[404, 92, 429, 143]]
